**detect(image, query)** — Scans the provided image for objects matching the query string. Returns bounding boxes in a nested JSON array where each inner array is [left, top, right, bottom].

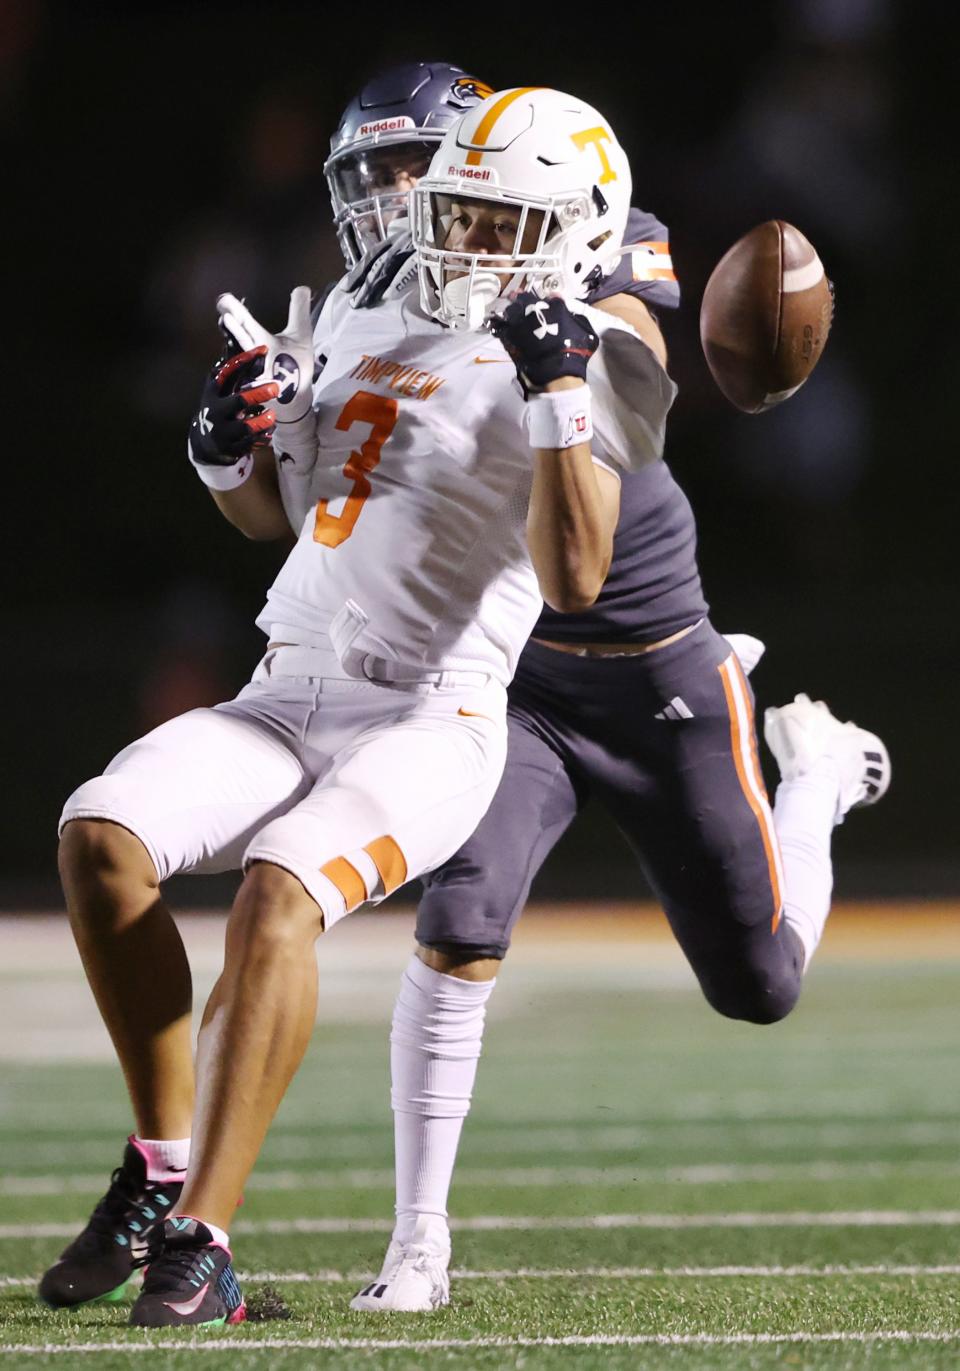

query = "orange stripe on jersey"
[[320, 856, 367, 913], [464, 87, 543, 166], [717, 656, 784, 929], [365, 836, 408, 896], [629, 243, 678, 284]]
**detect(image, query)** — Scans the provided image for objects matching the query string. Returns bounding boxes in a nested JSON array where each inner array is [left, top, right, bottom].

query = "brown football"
[[700, 220, 833, 414]]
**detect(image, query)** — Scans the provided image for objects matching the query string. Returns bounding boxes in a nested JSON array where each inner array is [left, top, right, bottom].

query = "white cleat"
[[764, 692, 891, 823], [350, 1232, 450, 1313], [722, 632, 766, 677]]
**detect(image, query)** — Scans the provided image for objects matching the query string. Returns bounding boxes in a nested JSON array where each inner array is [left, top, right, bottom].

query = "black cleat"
[[38, 1138, 183, 1308], [129, 1217, 246, 1327]]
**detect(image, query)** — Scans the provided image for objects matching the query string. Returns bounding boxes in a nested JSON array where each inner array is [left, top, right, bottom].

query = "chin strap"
[[440, 271, 502, 329]]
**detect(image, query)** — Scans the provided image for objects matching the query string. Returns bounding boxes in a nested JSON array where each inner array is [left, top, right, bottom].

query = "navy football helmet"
[[325, 62, 494, 268]]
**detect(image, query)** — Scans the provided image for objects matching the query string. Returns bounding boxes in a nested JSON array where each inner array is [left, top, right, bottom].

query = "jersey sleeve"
[[581, 303, 678, 473], [586, 206, 681, 312]]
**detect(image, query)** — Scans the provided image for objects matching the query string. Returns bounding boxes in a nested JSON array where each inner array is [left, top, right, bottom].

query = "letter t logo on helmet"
[[570, 127, 618, 184], [411, 88, 633, 330]]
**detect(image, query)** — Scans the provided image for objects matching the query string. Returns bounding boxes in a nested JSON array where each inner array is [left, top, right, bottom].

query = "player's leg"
[[43, 694, 311, 1310], [58, 820, 193, 1142], [353, 714, 581, 1312], [629, 637, 804, 1023], [763, 692, 891, 965], [130, 673, 512, 1326], [605, 625, 887, 1021]]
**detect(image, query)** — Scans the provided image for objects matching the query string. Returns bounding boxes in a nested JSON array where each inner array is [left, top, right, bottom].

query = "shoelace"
[[140, 1241, 212, 1292], [76, 1168, 172, 1255]]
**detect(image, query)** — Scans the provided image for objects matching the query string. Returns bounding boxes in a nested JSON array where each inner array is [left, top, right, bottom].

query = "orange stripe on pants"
[[319, 856, 367, 914], [364, 836, 408, 896], [717, 656, 784, 930]]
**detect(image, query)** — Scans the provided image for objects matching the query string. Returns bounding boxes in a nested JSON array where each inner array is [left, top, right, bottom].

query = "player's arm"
[[491, 294, 620, 613], [594, 293, 668, 369], [209, 447, 290, 541], [186, 344, 290, 541], [527, 377, 620, 612]]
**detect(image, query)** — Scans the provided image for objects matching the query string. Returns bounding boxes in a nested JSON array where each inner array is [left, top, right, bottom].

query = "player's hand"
[[217, 286, 319, 472], [187, 346, 278, 467], [489, 292, 599, 395], [345, 227, 415, 310]]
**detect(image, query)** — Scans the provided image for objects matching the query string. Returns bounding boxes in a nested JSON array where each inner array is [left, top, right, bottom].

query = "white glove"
[[216, 286, 319, 474]]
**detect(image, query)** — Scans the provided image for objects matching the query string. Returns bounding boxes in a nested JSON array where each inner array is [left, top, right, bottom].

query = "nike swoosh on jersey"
[[164, 1282, 210, 1317]]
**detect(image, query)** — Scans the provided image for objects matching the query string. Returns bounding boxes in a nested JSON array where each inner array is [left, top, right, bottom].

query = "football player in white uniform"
[[45, 87, 678, 1328]]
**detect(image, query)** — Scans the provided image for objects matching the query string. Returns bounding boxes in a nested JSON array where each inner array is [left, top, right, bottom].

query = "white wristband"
[[187, 437, 255, 490], [526, 387, 593, 450]]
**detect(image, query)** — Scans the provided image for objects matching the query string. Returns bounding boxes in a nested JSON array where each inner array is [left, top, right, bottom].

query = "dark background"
[[4, 0, 956, 907]]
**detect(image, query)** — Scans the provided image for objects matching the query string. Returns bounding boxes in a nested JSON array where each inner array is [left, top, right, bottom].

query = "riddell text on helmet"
[[448, 165, 493, 180], [358, 116, 415, 137]]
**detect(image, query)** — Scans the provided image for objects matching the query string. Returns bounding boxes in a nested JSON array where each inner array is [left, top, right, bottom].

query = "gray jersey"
[[535, 460, 706, 644], [533, 206, 702, 645]]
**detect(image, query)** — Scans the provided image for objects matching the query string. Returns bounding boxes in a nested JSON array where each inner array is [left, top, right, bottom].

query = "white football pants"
[[60, 643, 507, 924]]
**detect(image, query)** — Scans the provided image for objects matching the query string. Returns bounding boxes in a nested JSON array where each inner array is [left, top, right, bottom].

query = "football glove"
[[216, 286, 319, 473], [187, 346, 278, 467], [489, 293, 599, 395]]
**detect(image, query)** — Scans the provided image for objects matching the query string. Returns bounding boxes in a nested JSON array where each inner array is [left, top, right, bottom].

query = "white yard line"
[[3, 1210, 960, 1240], [245, 1262, 960, 1281], [5, 1119, 957, 1168], [3, 1157, 957, 1196], [4, 1263, 960, 1289], [2, 1331, 960, 1354]]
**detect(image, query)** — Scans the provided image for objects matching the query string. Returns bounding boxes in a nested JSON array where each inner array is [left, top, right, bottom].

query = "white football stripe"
[[763, 384, 803, 405], [782, 256, 824, 292], [1, 1332, 959, 1354]]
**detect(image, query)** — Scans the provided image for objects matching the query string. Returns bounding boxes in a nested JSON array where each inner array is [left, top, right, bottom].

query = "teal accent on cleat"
[[129, 1218, 246, 1328], [37, 1138, 183, 1309]]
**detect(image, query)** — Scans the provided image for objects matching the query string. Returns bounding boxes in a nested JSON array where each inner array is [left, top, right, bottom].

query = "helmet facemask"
[[325, 137, 438, 267], [413, 184, 616, 330]]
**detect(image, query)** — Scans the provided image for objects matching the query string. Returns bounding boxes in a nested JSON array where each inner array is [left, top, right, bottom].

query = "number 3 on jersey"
[[313, 391, 399, 548]]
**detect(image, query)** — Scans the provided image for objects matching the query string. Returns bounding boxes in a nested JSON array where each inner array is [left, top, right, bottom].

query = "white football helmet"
[[411, 87, 632, 329]]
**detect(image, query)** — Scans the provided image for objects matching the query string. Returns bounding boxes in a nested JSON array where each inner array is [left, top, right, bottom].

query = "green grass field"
[[1, 906, 958, 1369]]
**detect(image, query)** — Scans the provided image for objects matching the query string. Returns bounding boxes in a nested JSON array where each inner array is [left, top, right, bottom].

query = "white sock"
[[773, 756, 841, 967], [133, 1134, 190, 1182], [390, 954, 496, 1249]]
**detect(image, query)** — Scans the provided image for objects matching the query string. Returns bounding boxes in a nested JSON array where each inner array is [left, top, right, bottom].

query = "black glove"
[[488, 292, 600, 394], [187, 345, 279, 467]]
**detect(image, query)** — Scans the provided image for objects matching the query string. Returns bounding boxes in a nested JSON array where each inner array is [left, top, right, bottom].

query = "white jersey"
[[262, 283, 676, 685]]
